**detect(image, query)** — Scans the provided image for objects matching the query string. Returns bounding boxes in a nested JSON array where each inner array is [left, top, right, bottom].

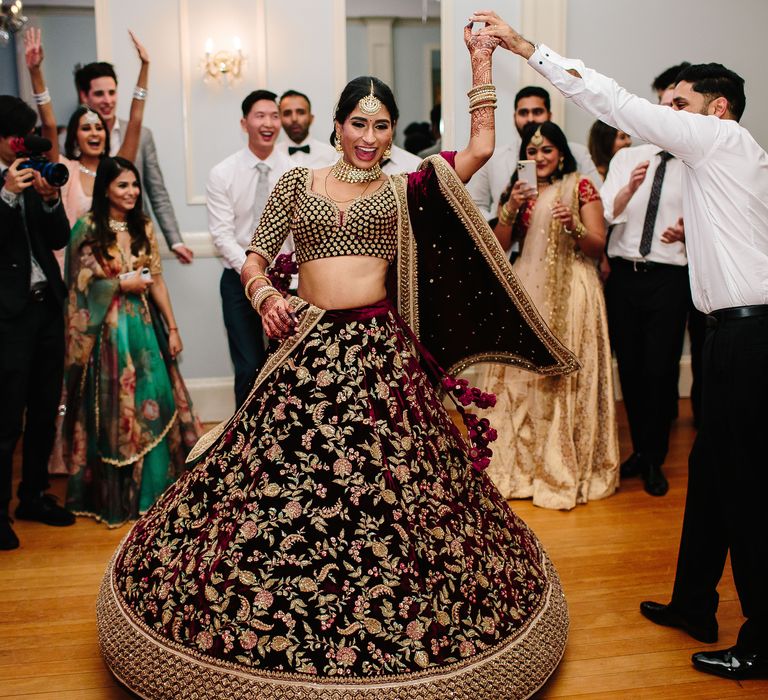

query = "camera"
[[9, 134, 69, 187]]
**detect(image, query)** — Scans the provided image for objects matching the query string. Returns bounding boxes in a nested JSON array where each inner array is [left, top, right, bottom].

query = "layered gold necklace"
[[108, 218, 129, 233], [330, 158, 382, 184]]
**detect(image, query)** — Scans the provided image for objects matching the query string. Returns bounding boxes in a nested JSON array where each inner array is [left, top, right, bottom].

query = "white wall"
[[12, 8, 97, 124], [95, 0, 344, 399], [393, 20, 440, 146], [564, 0, 768, 149]]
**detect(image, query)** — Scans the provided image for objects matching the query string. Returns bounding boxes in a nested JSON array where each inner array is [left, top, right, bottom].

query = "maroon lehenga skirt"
[[97, 298, 568, 699]]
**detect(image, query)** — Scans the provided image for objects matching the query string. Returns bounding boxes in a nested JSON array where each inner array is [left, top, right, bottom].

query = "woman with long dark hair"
[[24, 28, 148, 233], [478, 121, 619, 509], [57, 157, 200, 526], [97, 24, 576, 698]]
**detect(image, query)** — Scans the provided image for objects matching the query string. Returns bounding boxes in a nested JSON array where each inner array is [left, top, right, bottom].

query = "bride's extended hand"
[[469, 11, 532, 57], [464, 19, 500, 56], [260, 294, 297, 341]]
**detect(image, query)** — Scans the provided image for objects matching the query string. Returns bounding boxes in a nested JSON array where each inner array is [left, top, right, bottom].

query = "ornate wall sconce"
[[0, 0, 28, 47], [202, 37, 244, 84]]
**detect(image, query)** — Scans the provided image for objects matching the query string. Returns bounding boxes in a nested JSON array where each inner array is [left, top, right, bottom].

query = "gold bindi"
[[530, 125, 544, 147], [357, 80, 382, 115]]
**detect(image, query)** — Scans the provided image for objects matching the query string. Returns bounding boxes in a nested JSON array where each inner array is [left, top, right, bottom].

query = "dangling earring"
[[558, 156, 564, 173], [74, 145, 81, 158], [334, 132, 343, 153], [383, 142, 392, 159]]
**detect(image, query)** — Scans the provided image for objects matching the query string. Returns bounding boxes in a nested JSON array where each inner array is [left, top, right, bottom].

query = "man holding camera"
[[0, 95, 75, 551]]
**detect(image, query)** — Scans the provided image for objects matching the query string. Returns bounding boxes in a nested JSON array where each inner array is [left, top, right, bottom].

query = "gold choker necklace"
[[108, 219, 129, 233], [330, 158, 382, 184]]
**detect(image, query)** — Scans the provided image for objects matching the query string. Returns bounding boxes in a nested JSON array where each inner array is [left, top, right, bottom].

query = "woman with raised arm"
[[24, 28, 149, 234], [479, 121, 619, 510], [96, 23, 576, 699]]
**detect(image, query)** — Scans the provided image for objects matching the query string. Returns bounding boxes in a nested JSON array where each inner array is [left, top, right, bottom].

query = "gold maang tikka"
[[357, 80, 381, 115], [530, 125, 544, 147]]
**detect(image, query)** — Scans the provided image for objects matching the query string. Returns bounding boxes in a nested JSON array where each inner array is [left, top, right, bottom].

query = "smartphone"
[[517, 160, 538, 192], [119, 267, 152, 281]]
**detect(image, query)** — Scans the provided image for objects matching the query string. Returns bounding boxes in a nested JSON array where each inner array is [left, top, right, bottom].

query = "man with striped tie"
[[599, 71, 688, 498], [206, 90, 293, 407]]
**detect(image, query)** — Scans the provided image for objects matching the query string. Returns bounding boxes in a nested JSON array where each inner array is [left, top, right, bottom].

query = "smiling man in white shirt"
[[474, 10, 768, 680], [206, 90, 293, 407]]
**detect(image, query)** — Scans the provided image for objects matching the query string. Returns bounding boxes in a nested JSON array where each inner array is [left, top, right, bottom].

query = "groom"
[[470, 10, 768, 681]]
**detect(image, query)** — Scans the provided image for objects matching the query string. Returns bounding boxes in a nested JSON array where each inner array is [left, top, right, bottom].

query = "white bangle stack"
[[32, 88, 51, 106], [133, 86, 148, 101]]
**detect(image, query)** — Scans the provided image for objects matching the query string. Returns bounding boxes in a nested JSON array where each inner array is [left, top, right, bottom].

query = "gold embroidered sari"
[[473, 173, 620, 509]]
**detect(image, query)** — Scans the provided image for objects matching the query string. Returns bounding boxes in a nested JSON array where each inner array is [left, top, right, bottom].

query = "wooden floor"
[[1, 401, 766, 699]]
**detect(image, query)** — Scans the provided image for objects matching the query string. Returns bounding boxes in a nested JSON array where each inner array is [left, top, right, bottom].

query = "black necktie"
[[639, 151, 674, 257], [288, 145, 310, 155]]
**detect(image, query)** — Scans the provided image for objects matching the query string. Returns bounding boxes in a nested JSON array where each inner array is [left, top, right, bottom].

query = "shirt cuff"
[[605, 210, 628, 226], [0, 186, 20, 209], [171, 242, 184, 250], [41, 197, 61, 213], [527, 44, 586, 97]]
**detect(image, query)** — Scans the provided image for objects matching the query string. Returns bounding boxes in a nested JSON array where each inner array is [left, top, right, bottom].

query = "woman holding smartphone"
[[57, 156, 200, 527], [481, 121, 619, 509]]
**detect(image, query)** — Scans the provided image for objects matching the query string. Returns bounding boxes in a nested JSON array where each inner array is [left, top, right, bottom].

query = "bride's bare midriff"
[[298, 256, 389, 310]]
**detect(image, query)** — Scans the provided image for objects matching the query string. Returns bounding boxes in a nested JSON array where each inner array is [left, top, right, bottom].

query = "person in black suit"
[[0, 95, 75, 550]]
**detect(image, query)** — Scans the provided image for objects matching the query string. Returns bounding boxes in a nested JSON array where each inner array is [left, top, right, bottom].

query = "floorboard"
[[1, 400, 764, 698]]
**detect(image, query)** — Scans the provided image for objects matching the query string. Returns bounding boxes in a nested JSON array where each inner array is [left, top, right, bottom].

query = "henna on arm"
[[453, 26, 499, 182]]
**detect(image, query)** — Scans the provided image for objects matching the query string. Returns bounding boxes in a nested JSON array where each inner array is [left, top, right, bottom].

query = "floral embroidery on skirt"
[[103, 301, 567, 694]]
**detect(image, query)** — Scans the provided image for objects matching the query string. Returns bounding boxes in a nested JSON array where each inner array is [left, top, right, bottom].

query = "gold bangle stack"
[[498, 202, 515, 227], [251, 285, 280, 314], [564, 221, 587, 240], [243, 273, 270, 300], [468, 83, 497, 112]]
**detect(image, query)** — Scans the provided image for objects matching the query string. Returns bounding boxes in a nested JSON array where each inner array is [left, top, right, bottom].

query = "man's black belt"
[[707, 304, 768, 327], [610, 257, 686, 272]]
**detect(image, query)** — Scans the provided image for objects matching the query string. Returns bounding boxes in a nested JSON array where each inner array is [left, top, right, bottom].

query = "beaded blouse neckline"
[[305, 168, 390, 214]]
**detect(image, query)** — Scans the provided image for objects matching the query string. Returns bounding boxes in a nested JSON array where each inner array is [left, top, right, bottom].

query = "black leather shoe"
[[642, 462, 669, 496], [15, 494, 75, 526], [692, 647, 768, 679], [620, 452, 644, 478], [0, 517, 19, 550], [640, 601, 717, 643]]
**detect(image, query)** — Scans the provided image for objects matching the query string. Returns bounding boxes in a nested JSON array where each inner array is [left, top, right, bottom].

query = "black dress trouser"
[[604, 259, 690, 466], [0, 291, 64, 512], [220, 268, 267, 408], [671, 311, 768, 652]]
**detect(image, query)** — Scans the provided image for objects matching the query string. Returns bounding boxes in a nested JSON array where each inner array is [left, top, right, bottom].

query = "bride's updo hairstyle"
[[334, 76, 399, 125]]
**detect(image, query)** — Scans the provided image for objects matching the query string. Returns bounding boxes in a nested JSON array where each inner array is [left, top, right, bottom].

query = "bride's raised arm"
[[452, 21, 500, 182]]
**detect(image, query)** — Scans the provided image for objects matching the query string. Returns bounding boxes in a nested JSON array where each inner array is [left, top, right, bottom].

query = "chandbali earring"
[[558, 156, 564, 173], [334, 132, 343, 153], [383, 142, 392, 159]]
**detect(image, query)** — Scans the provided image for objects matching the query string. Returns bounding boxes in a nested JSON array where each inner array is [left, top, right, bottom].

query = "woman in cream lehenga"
[[96, 23, 579, 700], [476, 121, 619, 510]]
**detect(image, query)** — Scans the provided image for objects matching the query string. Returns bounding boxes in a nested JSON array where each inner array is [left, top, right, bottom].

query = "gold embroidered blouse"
[[247, 167, 398, 264]]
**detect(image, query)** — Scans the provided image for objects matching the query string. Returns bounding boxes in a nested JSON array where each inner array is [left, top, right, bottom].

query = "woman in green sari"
[[59, 156, 201, 526]]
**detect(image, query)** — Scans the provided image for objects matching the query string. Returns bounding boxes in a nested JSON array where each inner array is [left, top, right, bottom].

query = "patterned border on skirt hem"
[[97, 548, 569, 700]]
